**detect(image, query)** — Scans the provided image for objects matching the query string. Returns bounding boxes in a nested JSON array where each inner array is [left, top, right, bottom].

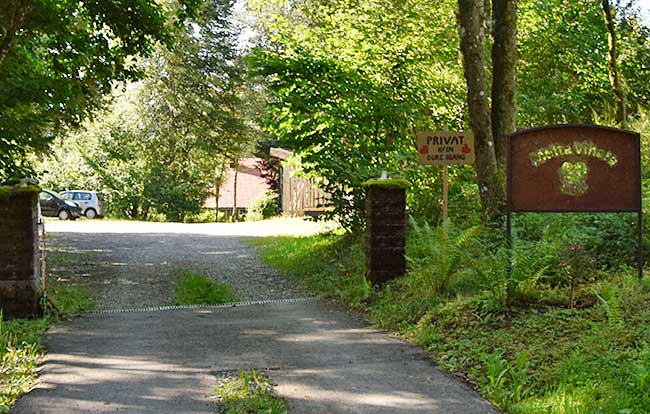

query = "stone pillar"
[[0, 187, 43, 319], [364, 181, 407, 283]]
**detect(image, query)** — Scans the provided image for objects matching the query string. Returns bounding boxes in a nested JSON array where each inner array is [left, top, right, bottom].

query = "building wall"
[[204, 158, 271, 210]]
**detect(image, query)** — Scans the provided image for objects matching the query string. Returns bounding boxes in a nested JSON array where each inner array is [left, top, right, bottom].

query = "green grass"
[[175, 270, 239, 305], [252, 232, 650, 414], [214, 370, 288, 414], [248, 233, 370, 306]]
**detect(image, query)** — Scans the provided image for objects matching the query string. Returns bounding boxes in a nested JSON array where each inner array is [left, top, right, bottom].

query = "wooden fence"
[[271, 148, 329, 216]]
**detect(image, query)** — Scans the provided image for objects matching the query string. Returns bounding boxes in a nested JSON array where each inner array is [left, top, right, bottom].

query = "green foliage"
[[214, 370, 288, 414], [249, 233, 368, 306], [35, 0, 252, 222], [247, 0, 465, 231], [48, 279, 96, 318], [560, 243, 597, 308], [405, 218, 481, 294], [514, 212, 638, 270], [246, 191, 280, 222], [175, 271, 239, 306], [253, 230, 650, 413], [362, 179, 410, 189], [474, 240, 556, 311], [0, 313, 45, 414], [480, 351, 532, 405], [0, 0, 201, 181]]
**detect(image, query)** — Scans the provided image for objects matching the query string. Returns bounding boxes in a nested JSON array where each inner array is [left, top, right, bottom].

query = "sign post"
[[416, 131, 475, 222], [507, 124, 643, 278]]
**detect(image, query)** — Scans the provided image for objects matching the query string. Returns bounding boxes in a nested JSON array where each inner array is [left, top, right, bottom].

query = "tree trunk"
[[0, 1, 29, 67], [232, 159, 239, 222], [491, 0, 518, 169], [458, 0, 505, 220], [601, 0, 627, 128], [214, 163, 225, 222]]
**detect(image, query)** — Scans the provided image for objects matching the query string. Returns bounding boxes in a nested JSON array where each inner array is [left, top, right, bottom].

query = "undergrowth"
[[252, 224, 650, 414]]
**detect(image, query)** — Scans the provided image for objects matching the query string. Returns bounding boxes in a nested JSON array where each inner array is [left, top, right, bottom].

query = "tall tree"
[[248, 0, 466, 230], [0, 0, 200, 181], [601, 0, 627, 127], [457, 0, 517, 220], [491, 0, 518, 167]]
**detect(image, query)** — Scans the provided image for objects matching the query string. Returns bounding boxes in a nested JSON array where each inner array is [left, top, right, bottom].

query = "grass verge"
[[252, 232, 650, 414], [175, 270, 239, 305], [214, 370, 288, 414]]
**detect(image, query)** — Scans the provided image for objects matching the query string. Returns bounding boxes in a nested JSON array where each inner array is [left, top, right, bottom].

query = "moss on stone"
[[362, 178, 410, 189], [0, 185, 41, 199]]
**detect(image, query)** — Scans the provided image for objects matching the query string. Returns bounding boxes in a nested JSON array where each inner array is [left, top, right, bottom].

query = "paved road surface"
[[13, 219, 493, 414]]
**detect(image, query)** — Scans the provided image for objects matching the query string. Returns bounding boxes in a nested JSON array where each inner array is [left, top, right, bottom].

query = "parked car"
[[39, 190, 82, 220], [61, 190, 105, 219]]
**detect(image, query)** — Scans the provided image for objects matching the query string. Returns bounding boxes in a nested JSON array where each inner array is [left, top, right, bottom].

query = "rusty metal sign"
[[507, 124, 642, 279], [416, 131, 475, 165], [508, 125, 640, 212]]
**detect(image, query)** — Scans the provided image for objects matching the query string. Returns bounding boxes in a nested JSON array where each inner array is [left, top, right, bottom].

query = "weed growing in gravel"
[[214, 370, 288, 414], [175, 270, 239, 305]]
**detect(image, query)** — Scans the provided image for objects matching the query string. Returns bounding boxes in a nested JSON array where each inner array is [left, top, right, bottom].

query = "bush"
[[513, 212, 637, 270], [246, 191, 280, 222]]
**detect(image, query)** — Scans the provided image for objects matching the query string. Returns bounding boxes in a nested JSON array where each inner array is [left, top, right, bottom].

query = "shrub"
[[246, 191, 280, 222]]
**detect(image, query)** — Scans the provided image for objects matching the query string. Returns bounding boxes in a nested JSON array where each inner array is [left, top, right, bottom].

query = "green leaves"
[[0, 0, 201, 181]]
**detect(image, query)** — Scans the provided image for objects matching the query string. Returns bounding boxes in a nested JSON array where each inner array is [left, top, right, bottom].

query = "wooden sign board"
[[508, 125, 640, 212], [416, 131, 475, 165]]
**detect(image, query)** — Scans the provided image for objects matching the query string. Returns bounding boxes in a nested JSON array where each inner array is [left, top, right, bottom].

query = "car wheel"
[[85, 208, 97, 219], [58, 209, 70, 220]]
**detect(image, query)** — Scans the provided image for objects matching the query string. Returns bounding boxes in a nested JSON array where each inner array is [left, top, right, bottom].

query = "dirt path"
[[14, 219, 493, 414]]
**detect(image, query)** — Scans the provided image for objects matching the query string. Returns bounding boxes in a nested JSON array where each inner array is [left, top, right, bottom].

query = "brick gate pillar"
[[364, 179, 408, 284], [0, 186, 44, 319]]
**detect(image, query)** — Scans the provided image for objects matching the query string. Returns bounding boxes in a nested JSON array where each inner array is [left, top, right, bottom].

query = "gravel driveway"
[[45, 218, 329, 310]]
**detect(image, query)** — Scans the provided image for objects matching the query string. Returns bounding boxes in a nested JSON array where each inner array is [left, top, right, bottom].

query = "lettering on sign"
[[529, 141, 618, 168], [416, 131, 475, 165], [508, 125, 640, 212]]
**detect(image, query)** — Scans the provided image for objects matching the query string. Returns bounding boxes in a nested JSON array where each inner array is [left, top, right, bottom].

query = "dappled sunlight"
[[14, 301, 492, 414], [275, 374, 441, 410]]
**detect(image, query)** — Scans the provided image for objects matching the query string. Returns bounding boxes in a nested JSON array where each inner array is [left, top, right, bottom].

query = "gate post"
[[0, 185, 44, 319], [364, 179, 409, 284]]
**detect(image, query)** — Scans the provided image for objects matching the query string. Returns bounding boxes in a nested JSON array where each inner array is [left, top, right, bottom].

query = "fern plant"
[[405, 217, 481, 294], [474, 240, 554, 311], [595, 285, 624, 329]]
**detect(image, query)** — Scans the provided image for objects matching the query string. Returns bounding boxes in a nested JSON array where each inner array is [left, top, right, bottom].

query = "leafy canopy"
[[0, 0, 200, 181]]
